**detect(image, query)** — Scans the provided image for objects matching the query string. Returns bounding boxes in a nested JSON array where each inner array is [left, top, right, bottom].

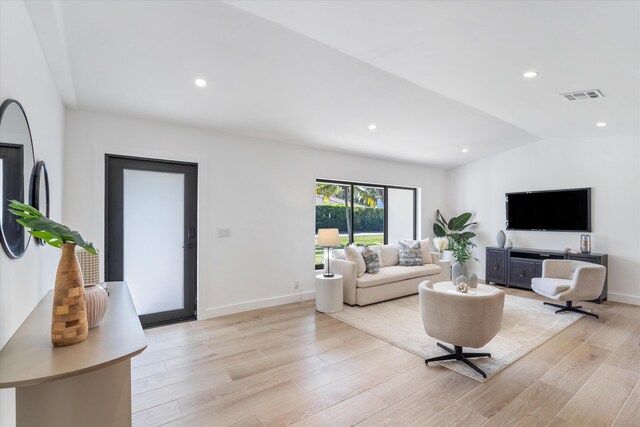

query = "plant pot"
[[441, 250, 453, 262], [51, 243, 89, 346], [84, 284, 109, 328]]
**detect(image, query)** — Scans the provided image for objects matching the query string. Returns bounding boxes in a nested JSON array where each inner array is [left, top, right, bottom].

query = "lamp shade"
[[317, 228, 340, 247]]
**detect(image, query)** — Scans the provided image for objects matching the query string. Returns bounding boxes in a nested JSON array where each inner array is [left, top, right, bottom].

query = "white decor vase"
[[84, 284, 109, 329]]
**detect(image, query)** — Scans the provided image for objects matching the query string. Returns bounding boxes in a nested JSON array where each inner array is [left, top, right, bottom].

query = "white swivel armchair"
[[419, 281, 504, 378], [531, 260, 607, 319]]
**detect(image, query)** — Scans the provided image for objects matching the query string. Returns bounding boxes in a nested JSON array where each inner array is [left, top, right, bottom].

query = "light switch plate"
[[217, 228, 231, 238]]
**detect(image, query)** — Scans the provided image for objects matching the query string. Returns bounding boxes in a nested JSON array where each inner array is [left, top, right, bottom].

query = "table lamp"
[[317, 228, 340, 277]]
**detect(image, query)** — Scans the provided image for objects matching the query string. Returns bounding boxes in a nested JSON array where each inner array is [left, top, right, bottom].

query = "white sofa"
[[331, 244, 451, 306]]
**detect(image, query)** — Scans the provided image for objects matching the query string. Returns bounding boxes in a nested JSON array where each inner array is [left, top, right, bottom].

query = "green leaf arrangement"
[[8, 200, 97, 254], [433, 209, 478, 264]]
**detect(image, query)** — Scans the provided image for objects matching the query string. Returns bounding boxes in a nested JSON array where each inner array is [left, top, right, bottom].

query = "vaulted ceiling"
[[25, 1, 640, 168]]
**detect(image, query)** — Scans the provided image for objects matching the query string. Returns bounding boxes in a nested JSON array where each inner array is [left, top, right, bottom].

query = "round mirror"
[[31, 161, 50, 246], [0, 99, 36, 258]]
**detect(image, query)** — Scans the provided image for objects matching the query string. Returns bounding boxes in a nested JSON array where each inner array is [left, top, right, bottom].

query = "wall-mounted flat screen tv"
[[506, 188, 591, 232]]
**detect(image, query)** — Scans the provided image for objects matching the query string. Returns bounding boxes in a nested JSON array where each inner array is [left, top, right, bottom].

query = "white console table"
[[0, 282, 146, 427]]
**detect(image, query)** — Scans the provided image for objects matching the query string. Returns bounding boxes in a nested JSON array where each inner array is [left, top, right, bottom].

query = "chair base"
[[425, 342, 491, 378], [543, 300, 599, 319]]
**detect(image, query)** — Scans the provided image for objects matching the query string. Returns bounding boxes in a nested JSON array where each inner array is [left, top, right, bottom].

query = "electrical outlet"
[[217, 228, 231, 238], [294, 281, 300, 290]]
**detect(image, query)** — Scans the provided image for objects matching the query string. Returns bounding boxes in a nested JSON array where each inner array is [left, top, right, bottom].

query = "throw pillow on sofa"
[[361, 245, 381, 274], [379, 244, 399, 266], [344, 245, 366, 277], [398, 241, 423, 266], [401, 238, 432, 264]]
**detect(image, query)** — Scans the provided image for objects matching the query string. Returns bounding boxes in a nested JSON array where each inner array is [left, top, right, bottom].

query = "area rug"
[[328, 293, 582, 381]]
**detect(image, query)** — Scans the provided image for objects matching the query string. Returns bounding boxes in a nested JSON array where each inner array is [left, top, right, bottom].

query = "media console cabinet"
[[485, 247, 608, 303]]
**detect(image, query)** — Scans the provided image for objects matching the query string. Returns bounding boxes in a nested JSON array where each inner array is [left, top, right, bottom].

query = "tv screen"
[[506, 188, 591, 232]]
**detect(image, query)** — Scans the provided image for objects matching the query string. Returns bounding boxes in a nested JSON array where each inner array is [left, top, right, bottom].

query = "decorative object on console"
[[317, 228, 340, 277], [84, 284, 109, 328], [0, 99, 36, 259], [456, 273, 478, 289], [76, 247, 100, 285], [77, 246, 108, 328], [580, 234, 591, 254], [506, 239, 513, 249], [9, 201, 97, 346], [30, 160, 50, 246], [496, 230, 506, 248]]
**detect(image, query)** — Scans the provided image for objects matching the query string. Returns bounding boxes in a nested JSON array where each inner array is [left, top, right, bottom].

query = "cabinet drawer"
[[486, 248, 507, 284], [509, 259, 537, 288]]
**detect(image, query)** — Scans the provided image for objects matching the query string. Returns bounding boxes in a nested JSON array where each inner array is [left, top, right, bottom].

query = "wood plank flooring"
[[132, 287, 640, 426]]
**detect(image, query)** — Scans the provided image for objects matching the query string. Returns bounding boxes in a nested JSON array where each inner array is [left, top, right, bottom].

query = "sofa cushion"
[[344, 245, 366, 278], [402, 238, 432, 264], [333, 249, 346, 260], [531, 278, 572, 297], [361, 246, 381, 274], [356, 264, 442, 288], [398, 241, 423, 266], [379, 244, 399, 266]]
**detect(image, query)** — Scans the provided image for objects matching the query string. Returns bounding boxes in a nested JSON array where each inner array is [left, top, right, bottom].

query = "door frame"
[[105, 154, 198, 327]]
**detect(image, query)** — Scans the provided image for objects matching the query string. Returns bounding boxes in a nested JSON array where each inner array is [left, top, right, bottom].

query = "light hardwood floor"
[[131, 287, 640, 426]]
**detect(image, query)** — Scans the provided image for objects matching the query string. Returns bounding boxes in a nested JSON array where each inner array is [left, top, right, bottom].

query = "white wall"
[[63, 109, 446, 318], [446, 135, 640, 305], [0, 1, 66, 426]]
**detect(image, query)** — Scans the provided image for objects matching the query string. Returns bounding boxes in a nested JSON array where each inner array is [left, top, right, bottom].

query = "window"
[[315, 180, 417, 267]]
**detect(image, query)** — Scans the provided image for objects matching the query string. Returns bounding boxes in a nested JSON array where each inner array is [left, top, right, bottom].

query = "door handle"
[[493, 264, 498, 270], [520, 270, 525, 277]]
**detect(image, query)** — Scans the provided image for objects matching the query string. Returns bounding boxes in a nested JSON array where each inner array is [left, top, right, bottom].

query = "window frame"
[[315, 178, 417, 269]]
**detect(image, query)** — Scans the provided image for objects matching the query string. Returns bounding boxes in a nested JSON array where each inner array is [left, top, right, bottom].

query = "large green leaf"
[[460, 232, 476, 239], [433, 223, 447, 237], [9, 200, 97, 254], [449, 212, 472, 231]]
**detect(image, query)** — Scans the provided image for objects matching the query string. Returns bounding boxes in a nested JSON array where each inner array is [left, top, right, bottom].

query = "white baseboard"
[[201, 290, 316, 320], [607, 292, 640, 306]]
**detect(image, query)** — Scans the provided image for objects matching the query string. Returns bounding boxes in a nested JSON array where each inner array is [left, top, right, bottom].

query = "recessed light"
[[194, 78, 207, 87], [462, 148, 469, 153], [368, 124, 377, 130], [596, 122, 607, 127], [523, 71, 538, 78]]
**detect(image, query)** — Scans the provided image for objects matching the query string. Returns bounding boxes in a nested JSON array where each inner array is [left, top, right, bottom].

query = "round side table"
[[315, 274, 343, 313]]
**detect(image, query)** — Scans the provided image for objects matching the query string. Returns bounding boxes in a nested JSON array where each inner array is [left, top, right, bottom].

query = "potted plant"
[[433, 209, 478, 278], [9, 200, 96, 346]]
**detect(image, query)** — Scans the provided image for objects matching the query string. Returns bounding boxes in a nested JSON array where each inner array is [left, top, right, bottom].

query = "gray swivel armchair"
[[531, 260, 607, 319]]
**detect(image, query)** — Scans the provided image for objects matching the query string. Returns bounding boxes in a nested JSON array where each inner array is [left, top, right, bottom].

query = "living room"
[[1, 1, 639, 426]]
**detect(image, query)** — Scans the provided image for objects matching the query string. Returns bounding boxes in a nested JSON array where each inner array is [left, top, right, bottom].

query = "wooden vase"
[[51, 243, 89, 346]]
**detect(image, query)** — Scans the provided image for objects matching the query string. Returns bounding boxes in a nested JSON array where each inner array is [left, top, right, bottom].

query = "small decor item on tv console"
[[580, 234, 592, 254], [496, 230, 506, 248]]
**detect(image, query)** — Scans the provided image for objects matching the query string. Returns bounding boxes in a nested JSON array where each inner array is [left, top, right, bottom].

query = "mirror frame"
[[31, 160, 50, 246], [0, 99, 36, 259]]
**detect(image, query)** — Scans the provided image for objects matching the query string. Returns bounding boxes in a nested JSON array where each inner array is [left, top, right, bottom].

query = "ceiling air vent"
[[561, 89, 605, 101]]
